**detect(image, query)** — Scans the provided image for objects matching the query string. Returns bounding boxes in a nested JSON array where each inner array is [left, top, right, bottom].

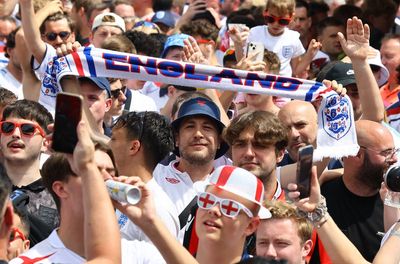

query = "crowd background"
[[0, 0, 399, 263]]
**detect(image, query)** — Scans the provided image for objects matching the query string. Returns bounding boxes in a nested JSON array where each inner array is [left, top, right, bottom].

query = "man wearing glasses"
[[321, 120, 398, 262], [19, 0, 77, 114], [0, 100, 58, 246], [39, 13, 75, 50], [104, 78, 127, 128]]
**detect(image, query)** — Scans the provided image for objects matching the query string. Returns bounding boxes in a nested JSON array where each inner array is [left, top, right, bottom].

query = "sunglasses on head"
[[263, 13, 292, 26], [44, 31, 71, 41], [110, 86, 127, 98], [0, 121, 45, 137], [197, 192, 253, 218]]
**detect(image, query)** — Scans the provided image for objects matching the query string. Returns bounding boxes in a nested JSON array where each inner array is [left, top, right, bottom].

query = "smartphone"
[[246, 42, 265, 63], [52, 92, 83, 154], [296, 145, 314, 199]]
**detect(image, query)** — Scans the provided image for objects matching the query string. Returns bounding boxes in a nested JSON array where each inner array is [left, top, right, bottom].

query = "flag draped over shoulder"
[[53, 46, 359, 160]]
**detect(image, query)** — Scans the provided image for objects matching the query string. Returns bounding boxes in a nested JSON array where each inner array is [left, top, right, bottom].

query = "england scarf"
[[53, 47, 359, 160]]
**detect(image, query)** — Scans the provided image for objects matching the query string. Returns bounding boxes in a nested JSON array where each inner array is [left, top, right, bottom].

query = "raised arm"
[[15, 28, 41, 101], [338, 17, 384, 122], [288, 167, 369, 264], [292, 39, 321, 77], [67, 121, 121, 264], [19, 0, 63, 64]]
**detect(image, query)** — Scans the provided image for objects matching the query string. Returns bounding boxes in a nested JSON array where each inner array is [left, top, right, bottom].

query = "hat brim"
[[336, 78, 356, 87], [193, 181, 271, 219], [378, 67, 389, 86]]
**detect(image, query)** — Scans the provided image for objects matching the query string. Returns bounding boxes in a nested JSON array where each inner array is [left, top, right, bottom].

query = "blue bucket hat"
[[161, 33, 190, 58], [171, 97, 229, 159]]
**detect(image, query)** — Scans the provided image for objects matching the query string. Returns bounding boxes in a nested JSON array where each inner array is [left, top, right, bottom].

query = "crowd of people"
[[0, 0, 399, 263]]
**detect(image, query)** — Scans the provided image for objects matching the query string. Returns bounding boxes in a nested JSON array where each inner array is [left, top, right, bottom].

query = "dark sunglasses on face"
[[44, 31, 71, 41], [264, 13, 292, 26], [0, 121, 46, 137], [110, 86, 127, 98]]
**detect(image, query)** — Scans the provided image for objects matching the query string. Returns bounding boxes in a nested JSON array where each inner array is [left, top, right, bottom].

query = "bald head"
[[278, 101, 318, 161], [356, 120, 393, 148]]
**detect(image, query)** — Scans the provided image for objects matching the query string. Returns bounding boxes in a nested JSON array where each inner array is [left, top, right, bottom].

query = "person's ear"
[[244, 217, 260, 236], [302, 239, 313, 258], [129, 140, 141, 155], [167, 85, 176, 97], [105, 98, 112, 112], [52, 181, 68, 200], [208, 40, 216, 48], [23, 239, 30, 251], [276, 148, 285, 163], [41, 137, 50, 153]]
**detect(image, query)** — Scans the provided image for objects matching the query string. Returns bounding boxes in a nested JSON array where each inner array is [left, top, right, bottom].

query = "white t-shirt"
[[128, 90, 158, 112], [32, 43, 59, 116], [10, 230, 166, 264], [141, 81, 168, 112], [0, 66, 23, 99], [153, 160, 210, 215], [247, 26, 305, 77], [117, 178, 179, 241]]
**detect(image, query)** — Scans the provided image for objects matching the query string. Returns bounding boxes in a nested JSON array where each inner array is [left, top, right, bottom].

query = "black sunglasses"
[[44, 31, 71, 41], [113, 111, 147, 142], [110, 86, 127, 98]]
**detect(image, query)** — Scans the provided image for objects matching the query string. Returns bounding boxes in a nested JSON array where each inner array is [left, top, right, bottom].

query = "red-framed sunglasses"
[[263, 13, 292, 26], [10, 227, 26, 242], [0, 121, 46, 138]]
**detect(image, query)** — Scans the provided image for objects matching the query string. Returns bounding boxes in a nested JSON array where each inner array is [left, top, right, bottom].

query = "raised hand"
[[322, 80, 347, 97], [56, 41, 81, 57], [305, 39, 321, 60], [183, 36, 208, 64], [235, 53, 266, 72], [338, 16, 370, 61], [228, 25, 249, 47], [112, 176, 157, 226], [175, 0, 207, 30], [287, 166, 321, 213]]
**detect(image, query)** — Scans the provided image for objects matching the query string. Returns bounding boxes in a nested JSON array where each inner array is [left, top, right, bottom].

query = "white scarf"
[[53, 47, 359, 160]]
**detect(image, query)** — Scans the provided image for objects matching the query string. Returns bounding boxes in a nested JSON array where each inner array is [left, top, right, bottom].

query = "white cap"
[[341, 47, 389, 87], [193, 165, 271, 219], [366, 48, 389, 87], [92, 13, 126, 32]]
